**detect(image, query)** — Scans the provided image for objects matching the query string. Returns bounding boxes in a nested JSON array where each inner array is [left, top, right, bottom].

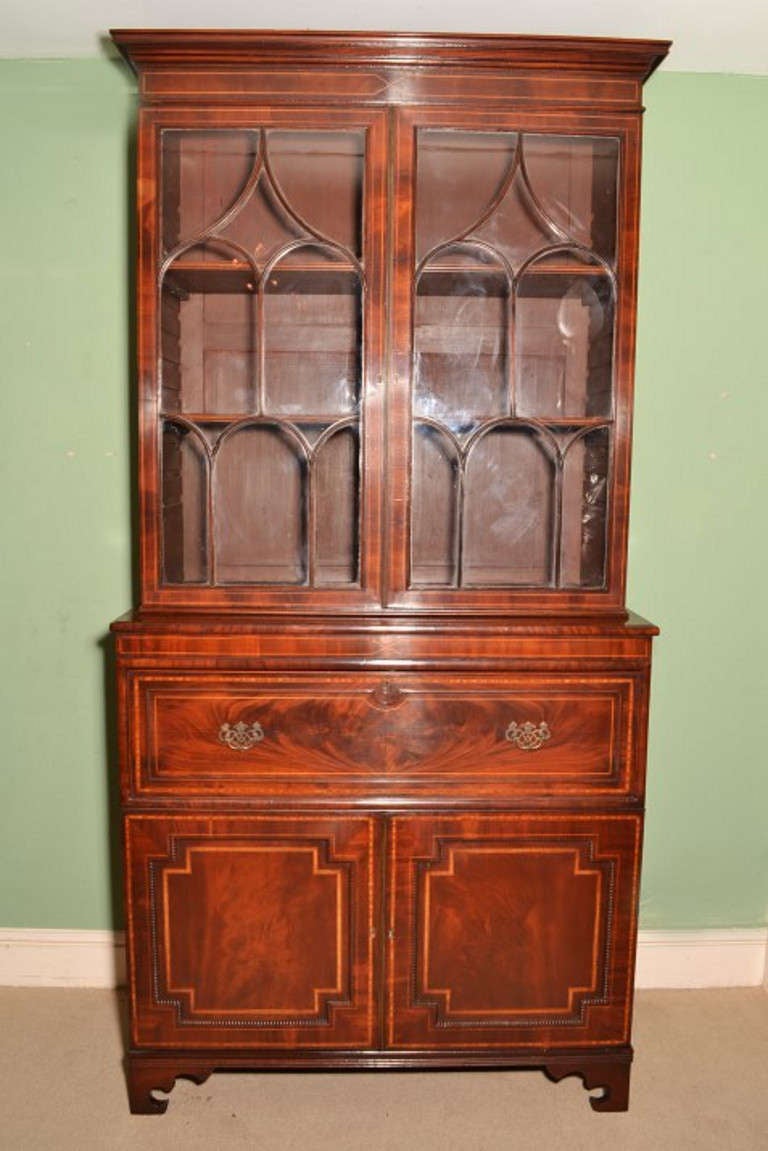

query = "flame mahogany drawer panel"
[[126, 671, 646, 799]]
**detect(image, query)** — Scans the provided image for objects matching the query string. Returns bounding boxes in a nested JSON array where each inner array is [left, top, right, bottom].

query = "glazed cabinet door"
[[139, 108, 387, 610], [388, 110, 640, 613], [126, 814, 379, 1049], [386, 814, 641, 1049]]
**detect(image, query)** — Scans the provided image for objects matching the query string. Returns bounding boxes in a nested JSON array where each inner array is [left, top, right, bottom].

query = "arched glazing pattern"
[[410, 129, 618, 589], [158, 128, 365, 587], [162, 416, 359, 586]]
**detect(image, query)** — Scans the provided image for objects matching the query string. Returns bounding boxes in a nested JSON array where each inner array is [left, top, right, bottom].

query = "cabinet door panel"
[[387, 814, 640, 1049], [141, 106, 387, 611], [126, 814, 377, 1049], [388, 107, 638, 613]]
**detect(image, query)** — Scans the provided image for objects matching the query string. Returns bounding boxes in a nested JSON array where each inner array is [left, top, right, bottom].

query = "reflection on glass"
[[560, 427, 609, 588], [414, 261, 508, 426], [516, 257, 614, 419]]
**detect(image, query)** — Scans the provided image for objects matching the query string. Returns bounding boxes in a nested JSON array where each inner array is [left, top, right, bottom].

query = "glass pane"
[[414, 259, 508, 425], [162, 267, 258, 415], [159, 127, 365, 589], [266, 131, 364, 257], [161, 422, 208, 584], [463, 429, 554, 587], [516, 256, 614, 419], [162, 130, 260, 252], [162, 129, 364, 260], [523, 135, 619, 262], [416, 131, 618, 268], [411, 128, 618, 592], [411, 425, 458, 586], [314, 428, 359, 585], [416, 131, 519, 262], [560, 427, 610, 588], [213, 425, 305, 584], [264, 248, 361, 417]]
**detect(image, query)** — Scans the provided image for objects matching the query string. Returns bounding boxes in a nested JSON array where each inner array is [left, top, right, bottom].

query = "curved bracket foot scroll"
[[126, 1058, 213, 1115], [543, 1057, 631, 1112]]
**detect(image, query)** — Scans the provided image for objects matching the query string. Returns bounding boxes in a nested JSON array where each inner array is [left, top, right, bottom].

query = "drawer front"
[[126, 672, 645, 799]]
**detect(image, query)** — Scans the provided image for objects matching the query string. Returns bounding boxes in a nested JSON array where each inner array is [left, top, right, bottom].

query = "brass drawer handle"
[[218, 721, 265, 751], [505, 720, 551, 751]]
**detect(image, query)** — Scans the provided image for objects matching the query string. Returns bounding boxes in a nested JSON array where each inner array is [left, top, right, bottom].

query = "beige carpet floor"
[[0, 987, 766, 1150]]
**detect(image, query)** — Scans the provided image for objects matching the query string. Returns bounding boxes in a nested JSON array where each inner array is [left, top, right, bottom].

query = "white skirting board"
[[0, 927, 766, 990], [634, 929, 768, 990], [0, 930, 127, 988]]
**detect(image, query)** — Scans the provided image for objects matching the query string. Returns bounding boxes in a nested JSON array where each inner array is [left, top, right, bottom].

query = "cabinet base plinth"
[[125, 1048, 632, 1115]]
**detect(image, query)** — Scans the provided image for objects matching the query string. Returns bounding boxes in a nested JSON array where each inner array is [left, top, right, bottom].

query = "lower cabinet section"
[[126, 812, 641, 1055]]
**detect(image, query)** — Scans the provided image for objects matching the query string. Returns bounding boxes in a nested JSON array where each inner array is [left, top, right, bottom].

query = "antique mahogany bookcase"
[[110, 29, 669, 1114]]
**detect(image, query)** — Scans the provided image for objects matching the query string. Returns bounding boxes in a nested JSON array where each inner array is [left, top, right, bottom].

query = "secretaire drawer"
[[124, 672, 647, 800]]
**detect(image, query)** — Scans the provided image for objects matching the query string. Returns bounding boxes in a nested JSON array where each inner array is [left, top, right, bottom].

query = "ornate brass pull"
[[505, 720, 551, 751], [218, 721, 265, 751]]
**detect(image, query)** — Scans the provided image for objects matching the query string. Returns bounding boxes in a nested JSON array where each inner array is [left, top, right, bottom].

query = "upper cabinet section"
[[113, 30, 669, 613]]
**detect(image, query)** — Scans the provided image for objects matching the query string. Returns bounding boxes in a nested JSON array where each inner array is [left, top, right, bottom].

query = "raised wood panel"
[[387, 814, 641, 1048], [126, 814, 377, 1048], [127, 671, 643, 800]]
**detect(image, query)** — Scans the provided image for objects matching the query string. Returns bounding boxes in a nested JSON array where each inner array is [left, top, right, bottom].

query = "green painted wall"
[[0, 61, 134, 928], [0, 62, 765, 931], [629, 73, 768, 927]]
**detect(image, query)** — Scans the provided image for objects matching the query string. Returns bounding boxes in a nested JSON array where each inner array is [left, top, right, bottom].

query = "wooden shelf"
[[529, 416, 612, 427], [163, 260, 361, 297], [422, 260, 610, 276], [162, 413, 608, 429], [414, 414, 613, 430], [161, 411, 357, 425], [162, 259, 607, 298], [417, 261, 611, 297]]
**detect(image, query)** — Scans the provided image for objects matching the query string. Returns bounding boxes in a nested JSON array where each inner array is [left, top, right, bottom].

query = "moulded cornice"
[[110, 29, 671, 83]]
